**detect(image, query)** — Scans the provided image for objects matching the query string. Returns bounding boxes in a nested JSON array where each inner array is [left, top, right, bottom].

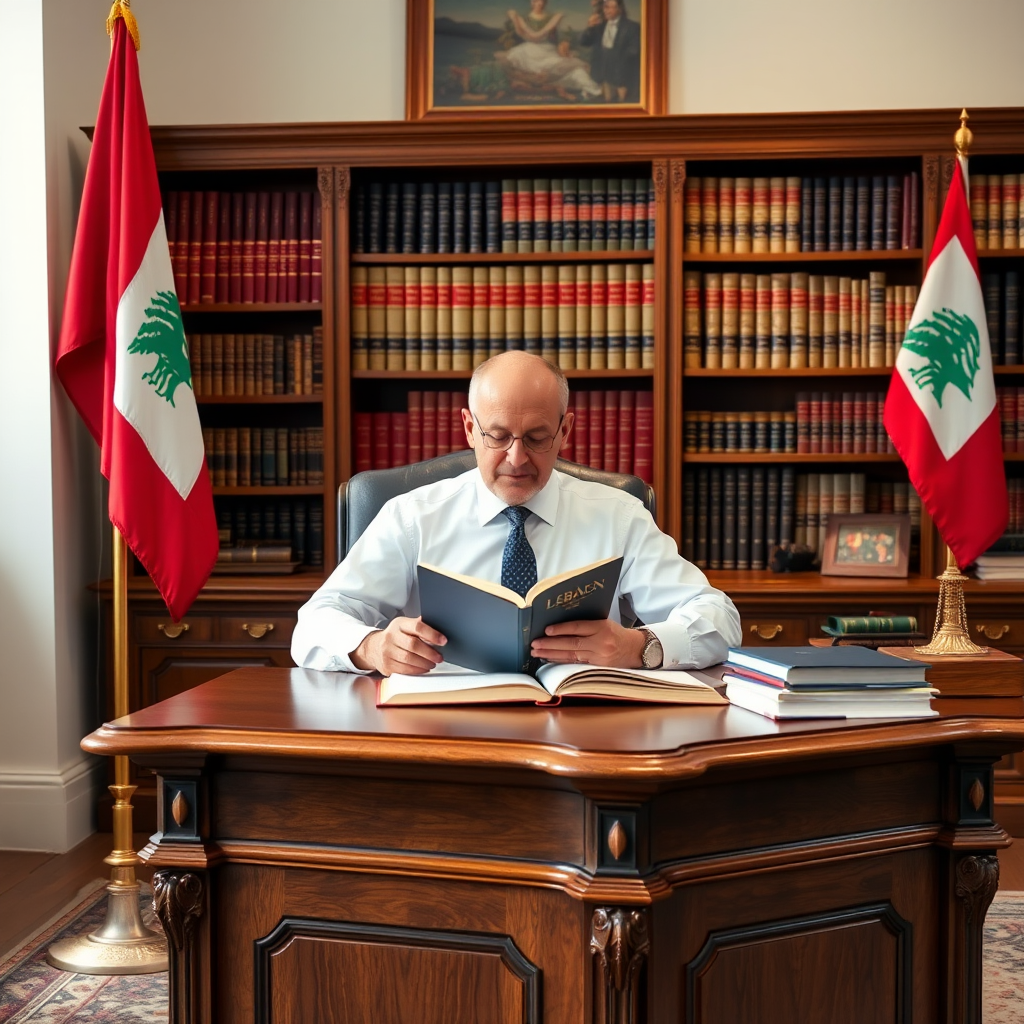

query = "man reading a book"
[[292, 351, 740, 676]]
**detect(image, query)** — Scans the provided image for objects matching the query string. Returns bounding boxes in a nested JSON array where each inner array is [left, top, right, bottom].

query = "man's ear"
[[559, 410, 575, 449], [461, 406, 476, 448]]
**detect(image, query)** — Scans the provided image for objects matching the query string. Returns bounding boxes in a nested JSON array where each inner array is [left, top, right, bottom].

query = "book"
[[378, 662, 728, 707], [417, 556, 623, 674], [726, 645, 930, 688]]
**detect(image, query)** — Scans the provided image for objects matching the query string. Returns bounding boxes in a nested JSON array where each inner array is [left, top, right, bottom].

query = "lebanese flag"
[[55, 18, 218, 620], [884, 157, 1007, 568]]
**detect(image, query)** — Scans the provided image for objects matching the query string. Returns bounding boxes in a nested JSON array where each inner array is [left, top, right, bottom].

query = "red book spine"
[[573, 392, 589, 465], [634, 392, 653, 484], [216, 192, 231, 303], [550, 183, 563, 243], [864, 393, 877, 453], [242, 192, 257, 304], [436, 392, 452, 455], [820, 392, 833, 454], [617, 390, 635, 473], [254, 192, 269, 303], [853, 391, 866, 453], [391, 412, 409, 468], [603, 390, 619, 471], [230, 193, 244, 303], [200, 192, 218, 303], [188, 190, 203, 306], [809, 392, 822, 453], [284, 192, 299, 302], [173, 190, 190, 299], [164, 190, 179, 285], [452, 391, 468, 450], [795, 391, 810, 453], [371, 412, 391, 471], [840, 392, 854, 453], [422, 391, 438, 460], [311, 199, 322, 303], [267, 193, 283, 304], [407, 391, 423, 464], [1016, 387, 1024, 454], [298, 192, 312, 303], [354, 412, 372, 473], [588, 390, 605, 468]]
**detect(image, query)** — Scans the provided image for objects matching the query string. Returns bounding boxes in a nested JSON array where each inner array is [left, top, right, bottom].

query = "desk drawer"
[[134, 614, 214, 644], [741, 617, 808, 646], [968, 618, 1024, 651], [218, 614, 296, 646]]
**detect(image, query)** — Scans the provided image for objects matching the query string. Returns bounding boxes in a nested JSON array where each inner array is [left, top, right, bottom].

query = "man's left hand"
[[531, 619, 645, 668]]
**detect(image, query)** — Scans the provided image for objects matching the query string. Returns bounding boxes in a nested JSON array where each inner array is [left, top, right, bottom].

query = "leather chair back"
[[337, 450, 655, 561]]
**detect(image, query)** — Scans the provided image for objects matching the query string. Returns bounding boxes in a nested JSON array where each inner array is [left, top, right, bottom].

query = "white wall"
[[1, 0, 1022, 851]]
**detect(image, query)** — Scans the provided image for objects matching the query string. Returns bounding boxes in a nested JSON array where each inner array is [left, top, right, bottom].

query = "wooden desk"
[[82, 668, 1024, 1024]]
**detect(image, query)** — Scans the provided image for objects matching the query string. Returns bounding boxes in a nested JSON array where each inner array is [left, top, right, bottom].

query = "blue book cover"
[[726, 645, 930, 688]]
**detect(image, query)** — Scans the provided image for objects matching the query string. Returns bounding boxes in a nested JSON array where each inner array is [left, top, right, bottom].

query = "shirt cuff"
[[291, 611, 380, 673]]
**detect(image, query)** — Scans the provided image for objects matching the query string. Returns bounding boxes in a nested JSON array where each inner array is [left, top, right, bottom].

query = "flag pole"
[[913, 110, 989, 658], [47, 527, 168, 973]]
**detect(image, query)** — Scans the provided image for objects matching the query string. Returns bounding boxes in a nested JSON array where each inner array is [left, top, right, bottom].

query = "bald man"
[[291, 352, 740, 676]]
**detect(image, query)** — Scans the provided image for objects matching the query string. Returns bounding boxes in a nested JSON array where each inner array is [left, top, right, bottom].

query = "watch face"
[[642, 632, 663, 669]]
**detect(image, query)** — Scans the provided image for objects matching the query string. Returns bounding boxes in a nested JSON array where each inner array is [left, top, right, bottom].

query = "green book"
[[824, 615, 918, 635]]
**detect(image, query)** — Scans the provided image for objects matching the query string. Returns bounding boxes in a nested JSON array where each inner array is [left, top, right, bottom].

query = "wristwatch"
[[637, 627, 664, 669]]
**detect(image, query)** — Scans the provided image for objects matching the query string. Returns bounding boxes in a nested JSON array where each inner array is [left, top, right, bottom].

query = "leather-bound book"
[[587, 390, 604, 468], [211, 334, 224, 396], [173, 191, 191, 299], [884, 175, 902, 251], [384, 182, 399, 254], [784, 176, 801, 253], [750, 466, 766, 569], [769, 176, 785, 254], [719, 177, 735, 254], [1003, 174, 1020, 251], [754, 274, 771, 369], [753, 178, 770, 252], [500, 179, 517, 253], [855, 176, 870, 251], [618, 178, 633, 252], [223, 334, 236, 396], [284, 192, 299, 302], [391, 412, 409, 469], [722, 467, 737, 569], [795, 391, 810, 453], [605, 263, 625, 370], [606, 178, 621, 251], [983, 272, 1001, 363], [577, 178, 592, 252], [555, 265, 575, 370], [779, 465, 795, 545], [253, 192, 269, 303], [351, 183, 366, 254], [618, 390, 636, 474], [371, 412, 390, 471], [367, 266, 386, 370], [867, 271, 885, 367], [812, 177, 827, 252], [734, 176, 752, 253], [575, 264, 591, 369], [789, 272, 808, 368], [1006, 271, 1020, 365], [633, 391, 653, 485], [400, 182, 417, 254], [589, 264, 607, 370], [540, 264, 558, 364], [516, 179, 533, 253], [266, 192, 282, 303], [736, 466, 751, 568], [721, 271, 739, 369], [704, 272, 723, 369], [682, 469, 696, 560], [739, 273, 755, 369], [418, 182, 436, 255], [900, 173, 912, 249], [453, 181, 468, 254], [602, 390, 619, 472], [987, 176, 1003, 250], [799, 177, 813, 252], [421, 391, 438, 460], [186, 190, 203, 305], [311, 199, 322, 303], [385, 266, 405, 370], [436, 182, 452, 254], [468, 180, 484, 254], [837, 276, 852, 366], [298, 192, 312, 303], [709, 468, 722, 570], [806, 274, 822, 367], [406, 391, 423, 465], [201, 192, 218, 304], [970, 173, 988, 251], [549, 178, 564, 252], [884, 283, 895, 365], [531, 178, 549, 253], [765, 466, 780, 552], [451, 390, 469, 452], [420, 266, 437, 371], [487, 265, 505, 359], [624, 263, 642, 370], [353, 414, 372, 473], [215, 192, 231, 303], [312, 326, 323, 393], [641, 263, 655, 369], [561, 178, 578, 251], [841, 176, 855, 251], [165, 190, 179, 285], [868, 175, 884, 250], [864, 392, 877, 453], [702, 176, 719, 253], [436, 266, 453, 371], [645, 178, 656, 248], [404, 265, 421, 370], [683, 270, 702, 368], [366, 182, 383, 254], [505, 265, 524, 354], [241, 192, 256, 304], [471, 266, 489, 367], [572, 392, 589, 465], [827, 176, 842, 252], [770, 272, 789, 368], [523, 265, 541, 356], [436, 392, 453, 456], [450, 267, 471, 371], [591, 178, 607, 251]]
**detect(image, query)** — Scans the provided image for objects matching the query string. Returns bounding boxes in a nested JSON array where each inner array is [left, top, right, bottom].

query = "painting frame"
[[406, 0, 667, 120], [820, 514, 912, 579]]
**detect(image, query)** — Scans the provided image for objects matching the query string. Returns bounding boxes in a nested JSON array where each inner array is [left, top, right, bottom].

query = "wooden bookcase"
[[98, 108, 1024, 831]]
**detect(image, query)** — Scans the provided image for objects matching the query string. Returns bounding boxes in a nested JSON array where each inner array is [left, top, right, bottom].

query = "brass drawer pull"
[[976, 624, 1010, 641], [749, 624, 783, 641], [243, 622, 275, 639], [157, 623, 190, 639]]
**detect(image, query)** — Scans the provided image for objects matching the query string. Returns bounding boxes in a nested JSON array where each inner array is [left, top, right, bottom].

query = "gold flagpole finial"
[[107, 0, 141, 51], [954, 108, 972, 159]]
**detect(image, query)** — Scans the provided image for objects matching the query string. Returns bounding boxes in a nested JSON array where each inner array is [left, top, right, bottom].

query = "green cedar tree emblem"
[[126, 290, 193, 407], [901, 307, 981, 408]]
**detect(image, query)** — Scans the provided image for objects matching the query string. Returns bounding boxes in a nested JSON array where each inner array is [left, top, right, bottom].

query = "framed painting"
[[406, 0, 667, 120], [820, 514, 912, 579]]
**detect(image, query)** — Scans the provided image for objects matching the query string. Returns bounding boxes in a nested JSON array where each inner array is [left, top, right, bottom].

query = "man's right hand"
[[350, 617, 446, 676]]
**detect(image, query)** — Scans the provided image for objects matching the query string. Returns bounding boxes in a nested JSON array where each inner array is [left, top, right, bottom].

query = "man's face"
[[462, 375, 572, 505], [603, 0, 621, 20]]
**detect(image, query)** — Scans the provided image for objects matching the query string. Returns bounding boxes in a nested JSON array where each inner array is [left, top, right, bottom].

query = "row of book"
[[683, 271, 917, 370], [351, 177, 656, 255], [165, 190, 322, 305], [982, 271, 1021, 365], [202, 427, 324, 488], [684, 392, 895, 455], [682, 467, 920, 569], [1004, 479, 1024, 534], [997, 387, 1024, 452], [971, 174, 1024, 251], [215, 499, 324, 569], [187, 330, 323, 397], [683, 173, 920, 254], [560, 391, 653, 482], [352, 263, 655, 372]]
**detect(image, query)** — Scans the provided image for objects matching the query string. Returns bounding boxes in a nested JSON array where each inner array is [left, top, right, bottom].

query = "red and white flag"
[[884, 158, 1008, 568], [55, 16, 217, 620]]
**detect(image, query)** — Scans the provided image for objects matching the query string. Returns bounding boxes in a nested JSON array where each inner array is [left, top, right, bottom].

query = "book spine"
[[765, 466, 780, 552], [901, 173, 912, 249], [841, 176, 855, 251], [557, 265, 576, 369], [298, 191, 312, 302], [188, 190, 203, 305], [1006, 271, 1020, 365], [646, 178, 656, 248], [166, 191, 182, 296], [216, 191, 231, 303], [541, 264, 558, 364], [501, 179, 517, 253], [769, 176, 785, 253], [284, 191, 299, 301], [573, 392, 589, 465], [754, 274, 771, 369], [752, 177, 769, 253], [602, 390, 618, 471], [550, 179, 564, 252], [436, 392, 452, 456], [870, 176, 886, 250], [488, 264, 506, 359], [453, 181, 467, 254], [471, 266, 489, 367], [419, 182, 436, 255], [201, 191, 218, 303], [618, 390, 636, 474], [736, 466, 751, 568], [351, 267, 369, 371], [532, 178, 550, 253], [722, 467, 737, 570], [708, 468, 722, 570], [682, 469, 696, 560], [739, 273, 756, 369], [784, 176, 801, 253], [576, 264, 592, 369], [684, 270, 703, 368], [751, 466, 766, 570], [838, 276, 852, 367], [311, 197, 322, 303], [524, 265, 542, 356], [827, 176, 842, 252], [789, 272, 808, 368], [718, 177, 735, 254], [517, 179, 533, 253], [634, 392, 653, 484], [400, 182, 416, 254], [1004, 173, 1020, 251], [971, 174, 989, 251], [589, 264, 608, 370], [684, 176, 702, 252], [641, 263, 655, 370], [988, 175, 1003, 250], [436, 266, 453, 371], [855, 176, 870, 251], [420, 266, 437, 371], [770, 272, 789, 368], [704, 272, 723, 369], [799, 177, 813, 253], [562, 178, 578, 251], [885, 174, 902, 250], [506, 265, 524, 352], [385, 266, 405, 370], [266, 192, 282, 303], [591, 178, 607, 251], [624, 263, 642, 370], [469, 180, 484, 254], [421, 391, 437, 460], [242, 191, 257, 303], [618, 178, 633, 252], [812, 177, 827, 252], [983, 272, 1002, 363], [436, 182, 452, 254], [606, 263, 625, 370], [588, 390, 604, 468], [312, 325, 323, 394], [734, 176, 752, 253], [702, 176, 719, 253], [780, 465, 795, 545], [367, 267, 386, 370], [577, 178, 593, 252], [351, 184, 366, 254], [721, 272, 739, 370]]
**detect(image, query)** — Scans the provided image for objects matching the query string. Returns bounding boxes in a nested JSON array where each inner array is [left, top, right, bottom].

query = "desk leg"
[[590, 907, 650, 1024], [953, 853, 999, 1024], [153, 871, 204, 1024]]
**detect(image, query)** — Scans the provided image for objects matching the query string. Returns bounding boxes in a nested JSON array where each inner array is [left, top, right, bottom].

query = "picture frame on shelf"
[[406, 0, 666, 120], [820, 514, 912, 579]]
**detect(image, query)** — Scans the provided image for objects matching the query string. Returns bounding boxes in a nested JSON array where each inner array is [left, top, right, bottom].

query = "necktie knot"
[[502, 506, 530, 529]]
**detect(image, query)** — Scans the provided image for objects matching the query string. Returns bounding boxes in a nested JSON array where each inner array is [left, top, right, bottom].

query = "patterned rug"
[[1, 884, 1021, 1020], [0, 882, 167, 1022]]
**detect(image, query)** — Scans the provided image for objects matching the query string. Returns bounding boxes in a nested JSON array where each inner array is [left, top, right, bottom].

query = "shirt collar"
[[474, 468, 561, 528]]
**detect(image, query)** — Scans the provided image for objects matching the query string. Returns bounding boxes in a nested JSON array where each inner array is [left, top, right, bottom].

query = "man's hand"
[[350, 617, 446, 676], [531, 619, 645, 668]]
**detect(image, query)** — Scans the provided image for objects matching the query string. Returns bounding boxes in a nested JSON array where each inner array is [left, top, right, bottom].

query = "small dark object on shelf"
[[769, 542, 818, 573]]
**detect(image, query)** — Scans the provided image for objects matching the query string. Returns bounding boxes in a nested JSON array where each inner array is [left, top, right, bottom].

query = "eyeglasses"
[[472, 413, 564, 453]]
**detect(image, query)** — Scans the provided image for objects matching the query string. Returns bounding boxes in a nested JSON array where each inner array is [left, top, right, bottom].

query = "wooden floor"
[[1, 831, 1023, 962]]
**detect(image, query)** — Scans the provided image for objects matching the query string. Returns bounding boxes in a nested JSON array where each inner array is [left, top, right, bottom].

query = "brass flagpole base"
[[914, 547, 988, 657]]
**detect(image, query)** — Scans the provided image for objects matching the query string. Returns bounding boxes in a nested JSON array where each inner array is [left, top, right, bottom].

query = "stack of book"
[[972, 547, 1024, 581], [722, 646, 936, 720]]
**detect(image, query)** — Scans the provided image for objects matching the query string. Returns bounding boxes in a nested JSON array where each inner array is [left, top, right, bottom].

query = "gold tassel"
[[106, 0, 141, 51]]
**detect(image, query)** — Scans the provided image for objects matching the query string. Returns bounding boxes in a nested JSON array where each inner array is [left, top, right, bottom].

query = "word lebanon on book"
[[54, 17, 218, 620], [884, 157, 1008, 567]]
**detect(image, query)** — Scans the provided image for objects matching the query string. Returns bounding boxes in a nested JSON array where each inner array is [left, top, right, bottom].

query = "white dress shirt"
[[291, 468, 741, 673], [602, 16, 620, 48]]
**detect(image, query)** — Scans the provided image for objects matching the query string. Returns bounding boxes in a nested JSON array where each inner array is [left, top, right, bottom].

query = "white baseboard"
[[0, 757, 106, 852]]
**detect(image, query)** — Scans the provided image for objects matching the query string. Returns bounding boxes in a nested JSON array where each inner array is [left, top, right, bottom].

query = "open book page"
[[378, 670, 545, 706], [534, 663, 729, 704]]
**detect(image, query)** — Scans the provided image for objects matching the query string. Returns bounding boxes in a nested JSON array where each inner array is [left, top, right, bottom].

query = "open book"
[[377, 662, 729, 707], [418, 556, 623, 674]]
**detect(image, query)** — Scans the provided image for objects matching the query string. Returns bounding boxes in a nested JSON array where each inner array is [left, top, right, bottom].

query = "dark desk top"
[[82, 667, 1024, 782]]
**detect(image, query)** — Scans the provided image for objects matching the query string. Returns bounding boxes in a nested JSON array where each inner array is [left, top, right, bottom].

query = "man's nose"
[[505, 438, 530, 467]]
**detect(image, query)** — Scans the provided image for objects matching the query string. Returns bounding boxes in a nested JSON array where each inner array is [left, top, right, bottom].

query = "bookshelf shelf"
[[212, 486, 325, 496], [351, 251, 655, 265], [977, 249, 1024, 260], [181, 303, 323, 313], [681, 250, 924, 265], [993, 366, 1024, 375], [682, 453, 902, 464], [197, 394, 324, 404], [686, 367, 895, 378]]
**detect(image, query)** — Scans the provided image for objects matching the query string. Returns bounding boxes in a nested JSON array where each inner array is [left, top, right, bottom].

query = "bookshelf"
[[94, 110, 1024, 830]]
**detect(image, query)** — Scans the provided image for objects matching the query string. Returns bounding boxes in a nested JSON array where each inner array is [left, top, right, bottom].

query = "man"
[[579, 0, 641, 104], [291, 351, 740, 676]]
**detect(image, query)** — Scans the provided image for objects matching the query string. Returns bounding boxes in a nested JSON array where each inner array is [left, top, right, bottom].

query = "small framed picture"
[[406, 0, 667, 120], [821, 514, 912, 578]]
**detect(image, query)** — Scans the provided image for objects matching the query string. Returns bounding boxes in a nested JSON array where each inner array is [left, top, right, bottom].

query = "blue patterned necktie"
[[501, 506, 538, 597]]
